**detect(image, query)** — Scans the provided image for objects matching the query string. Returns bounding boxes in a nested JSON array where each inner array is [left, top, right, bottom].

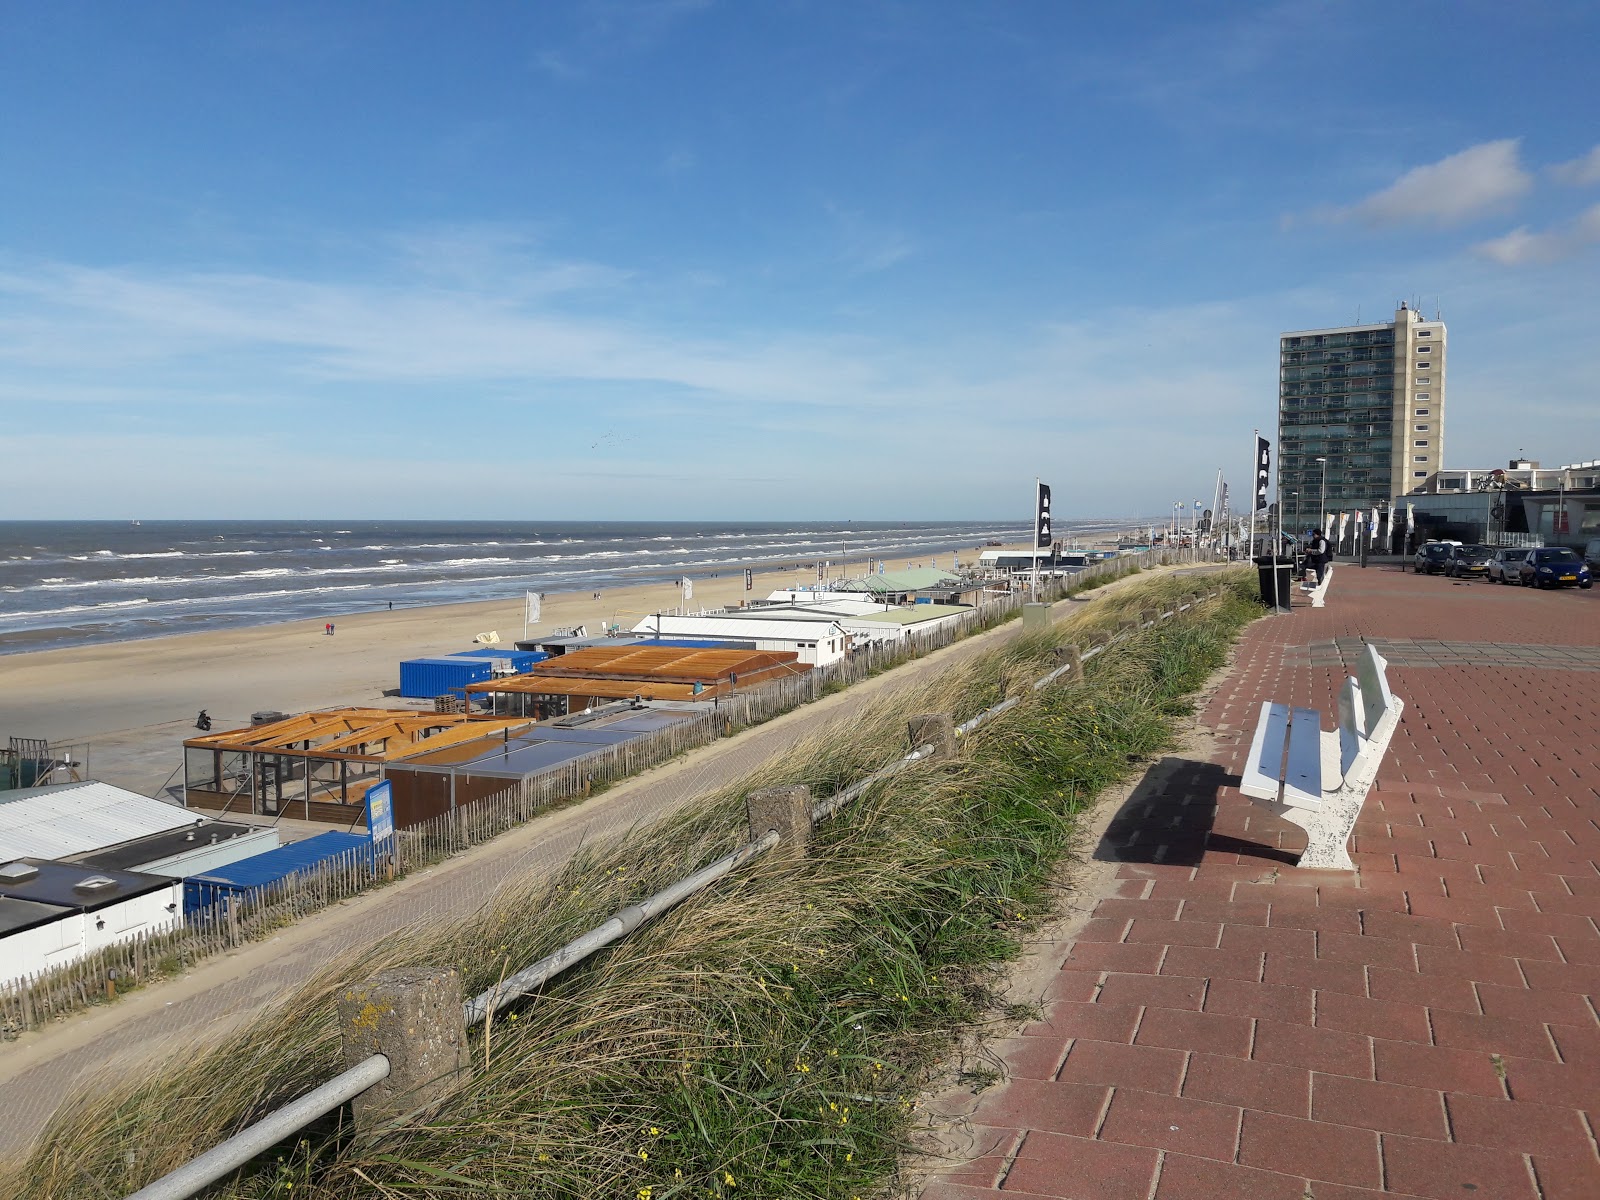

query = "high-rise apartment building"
[[1278, 304, 1446, 530]]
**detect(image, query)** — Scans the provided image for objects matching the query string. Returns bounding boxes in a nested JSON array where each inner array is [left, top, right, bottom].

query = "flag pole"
[[1031, 477, 1039, 603], [1247, 430, 1257, 559]]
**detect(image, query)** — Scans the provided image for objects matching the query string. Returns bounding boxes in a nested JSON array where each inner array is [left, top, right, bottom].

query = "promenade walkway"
[[919, 565, 1599, 1198]]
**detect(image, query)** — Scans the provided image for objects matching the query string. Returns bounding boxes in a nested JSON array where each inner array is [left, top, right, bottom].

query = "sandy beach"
[[0, 539, 1037, 797]]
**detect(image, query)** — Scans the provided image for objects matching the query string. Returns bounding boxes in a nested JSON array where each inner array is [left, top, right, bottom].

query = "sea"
[[0, 518, 1121, 656]]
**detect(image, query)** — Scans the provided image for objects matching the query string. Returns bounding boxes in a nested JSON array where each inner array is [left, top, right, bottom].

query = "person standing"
[[1308, 529, 1330, 583]]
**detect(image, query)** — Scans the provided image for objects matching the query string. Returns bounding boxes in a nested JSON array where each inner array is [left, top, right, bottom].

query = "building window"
[[1415, 377, 1430, 385], [1414, 471, 1429, 478], [1417, 346, 1431, 354], [1415, 393, 1430, 401], [1414, 440, 1429, 447], [1418, 330, 1433, 337], [1415, 424, 1429, 431], [1414, 455, 1429, 462]]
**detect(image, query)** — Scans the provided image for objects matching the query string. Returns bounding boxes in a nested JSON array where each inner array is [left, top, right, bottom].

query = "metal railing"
[[124, 575, 1230, 1200]]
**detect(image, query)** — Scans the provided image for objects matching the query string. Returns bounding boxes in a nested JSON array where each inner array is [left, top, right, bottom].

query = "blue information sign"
[[365, 780, 395, 844]]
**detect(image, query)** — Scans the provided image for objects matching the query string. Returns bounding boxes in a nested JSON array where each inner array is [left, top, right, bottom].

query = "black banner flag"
[[1253, 436, 1271, 512], [1035, 482, 1052, 548]]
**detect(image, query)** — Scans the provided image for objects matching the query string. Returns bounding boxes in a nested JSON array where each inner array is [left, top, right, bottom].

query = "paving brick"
[[1059, 942, 1164, 975], [1358, 909, 1460, 945], [1095, 972, 1205, 1012], [1314, 988, 1431, 1043], [1040, 972, 1101, 1004], [1263, 951, 1368, 997], [1203, 976, 1313, 1025], [1158, 942, 1264, 984], [1152, 1153, 1308, 1200], [1553, 932, 1600, 965], [1056, 1038, 1186, 1095], [1316, 929, 1421, 971], [1365, 965, 1480, 1014], [1495, 906, 1599, 939], [1134, 1006, 1253, 1059], [979, 1037, 1070, 1082], [1309, 1073, 1448, 1140], [1268, 906, 1363, 935], [1092, 897, 1181, 923], [1022, 1001, 1141, 1044], [1000, 1131, 1160, 1199], [1372, 1039, 1506, 1098], [1237, 1109, 1381, 1188], [1098, 1089, 1241, 1161], [1547, 1021, 1600, 1066], [1405, 891, 1500, 927], [1221, 924, 1317, 958], [1381, 1133, 1540, 1200], [1473, 979, 1596, 1025], [1182, 1051, 1307, 1119], [1125, 918, 1224, 949], [1176, 899, 1270, 926], [1430, 1009, 1560, 1060], [927, 1125, 1019, 1189], [1530, 1153, 1600, 1200], [1252, 1019, 1371, 1079], [969, 1078, 1109, 1137], [1446, 1092, 1596, 1157], [1414, 942, 1527, 988], [1456, 923, 1563, 962], [1074, 917, 1132, 944]]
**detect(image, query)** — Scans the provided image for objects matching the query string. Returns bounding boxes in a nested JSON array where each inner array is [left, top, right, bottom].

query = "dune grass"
[[9, 568, 1258, 1200]]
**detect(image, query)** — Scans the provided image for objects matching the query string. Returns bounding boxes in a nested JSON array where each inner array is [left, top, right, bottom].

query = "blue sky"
[[2, 1, 1596, 521]]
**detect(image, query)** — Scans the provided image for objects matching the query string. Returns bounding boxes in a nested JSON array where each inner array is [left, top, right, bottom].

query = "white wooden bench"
[[1238, 643, 1403, 870], [1300, 561, 1334, 608]]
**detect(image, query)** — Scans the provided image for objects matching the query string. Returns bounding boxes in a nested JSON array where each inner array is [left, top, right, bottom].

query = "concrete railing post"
[[1055, 644, 1084, 683], [1140, 607, 1157, 627], [338, 966, 467, 1131], [747, 784, 812, 855], [908, 712, 958, 759]]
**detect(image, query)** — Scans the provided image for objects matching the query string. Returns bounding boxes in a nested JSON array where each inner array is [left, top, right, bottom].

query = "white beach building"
[[0, 858, 181, 989], [631, 612, 854, 666]]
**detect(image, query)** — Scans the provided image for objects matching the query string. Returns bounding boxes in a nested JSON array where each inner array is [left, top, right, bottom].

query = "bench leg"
[[1273, 792, 1361, 871]]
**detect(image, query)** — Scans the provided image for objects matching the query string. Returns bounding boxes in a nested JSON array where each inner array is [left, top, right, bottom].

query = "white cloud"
[[1550, 144, 1600, 187], [1473, 204, 1600, 266], [1318, 139, 1532, 228]]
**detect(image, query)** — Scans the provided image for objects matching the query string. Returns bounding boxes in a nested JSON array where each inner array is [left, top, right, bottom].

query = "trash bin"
[[1252, 556, 1294, 612]]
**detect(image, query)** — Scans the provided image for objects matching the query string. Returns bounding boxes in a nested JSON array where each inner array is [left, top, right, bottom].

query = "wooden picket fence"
[[0, 547, 1205, 1037]]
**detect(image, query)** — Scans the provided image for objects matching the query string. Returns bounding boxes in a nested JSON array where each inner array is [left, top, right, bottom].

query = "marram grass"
[[8, 569, 1259, 1200]]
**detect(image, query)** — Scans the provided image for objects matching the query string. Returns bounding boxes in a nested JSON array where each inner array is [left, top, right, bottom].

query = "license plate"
[[1561, 575, 1576, 581]]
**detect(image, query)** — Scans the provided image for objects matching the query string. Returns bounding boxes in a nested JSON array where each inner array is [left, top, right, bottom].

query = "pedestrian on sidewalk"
[[1307, 528, 1330, 583]]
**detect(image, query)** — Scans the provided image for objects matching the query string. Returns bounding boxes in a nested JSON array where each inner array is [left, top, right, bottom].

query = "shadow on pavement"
[[1092, 755, 1297, 868]]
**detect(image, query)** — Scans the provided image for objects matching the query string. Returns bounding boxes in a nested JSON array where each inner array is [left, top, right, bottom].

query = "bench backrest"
[[1354, 643, 1397, 738], [1337, 677, 1365, 778]]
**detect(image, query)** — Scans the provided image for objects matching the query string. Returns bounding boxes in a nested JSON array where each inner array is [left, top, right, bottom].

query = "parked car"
[[1584, 538, 1600, 573], [1414, 542, 1456, 574], [1486, 548, 1525, 584], [1447, 544, 1492, 579], [1517, 547, 1593, 589]]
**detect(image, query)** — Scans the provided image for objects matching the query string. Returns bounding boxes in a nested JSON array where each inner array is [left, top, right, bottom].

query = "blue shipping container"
[[183, 831, 373, 916], [449, 648, 548, 673], [399, 656, 494, 699]]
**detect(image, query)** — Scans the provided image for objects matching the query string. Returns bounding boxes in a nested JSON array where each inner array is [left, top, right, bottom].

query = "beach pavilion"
[[182, 709, 533, 823], [465, 644, 808, 719]]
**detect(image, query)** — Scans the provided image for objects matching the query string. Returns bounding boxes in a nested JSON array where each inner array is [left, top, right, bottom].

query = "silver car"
[[1486, 548, 1524, 584]]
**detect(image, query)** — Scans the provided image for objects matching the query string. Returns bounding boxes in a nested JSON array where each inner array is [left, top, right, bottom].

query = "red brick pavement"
[[918, 567, 1600, 1199]]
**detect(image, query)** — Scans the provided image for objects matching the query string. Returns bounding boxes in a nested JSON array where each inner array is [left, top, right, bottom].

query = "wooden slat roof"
[[183, 709, 531, 761]]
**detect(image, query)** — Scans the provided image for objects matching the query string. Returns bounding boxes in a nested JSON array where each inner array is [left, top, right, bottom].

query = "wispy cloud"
[[1473, 203, 1600, 266], [1312, 139, 1532, 228], [1550, 143, 1600, 186]]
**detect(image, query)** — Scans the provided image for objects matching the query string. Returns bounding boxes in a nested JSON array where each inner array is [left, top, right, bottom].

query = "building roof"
[[522, 644, 802, 682], [69, 821, 266, 873], [631, 614, 849, 642], [464, 677, 704, 702], [0, 895, 71, 936], [0, 858, 175, 913], [846, 604, 971, 627], [0, 781, 197, 861], [185, 709, 533, 761], [831, 568, 973, 594]]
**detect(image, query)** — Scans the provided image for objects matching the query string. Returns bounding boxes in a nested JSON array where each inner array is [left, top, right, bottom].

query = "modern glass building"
[[1278, 304, 1446, 532]]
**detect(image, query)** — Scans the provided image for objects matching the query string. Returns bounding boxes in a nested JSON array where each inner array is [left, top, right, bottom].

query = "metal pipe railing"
[[124, 1054, 391, 1200]]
